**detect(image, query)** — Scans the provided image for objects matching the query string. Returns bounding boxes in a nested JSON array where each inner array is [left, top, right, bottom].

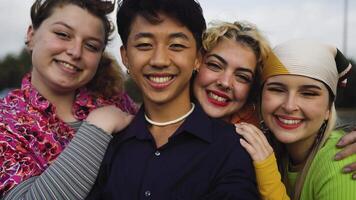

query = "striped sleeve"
[[3, 122, 112, 200]]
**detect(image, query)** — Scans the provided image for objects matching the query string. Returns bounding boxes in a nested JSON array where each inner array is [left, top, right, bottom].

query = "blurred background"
[[0, 0, 355, 124]]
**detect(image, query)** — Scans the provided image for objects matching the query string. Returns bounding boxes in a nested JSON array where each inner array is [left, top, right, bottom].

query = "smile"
[[146, 74, 175, 89], [55, 60, 82, 72], [274, 115, 303, 130], [206, 90, 230, 107]]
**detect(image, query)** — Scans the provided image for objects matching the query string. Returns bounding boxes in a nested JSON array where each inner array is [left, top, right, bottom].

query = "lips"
[[274, 115, 303, 130], [206, 89, 230, 107], [55, 59, 82, 73], [146, 73, 175, 89]]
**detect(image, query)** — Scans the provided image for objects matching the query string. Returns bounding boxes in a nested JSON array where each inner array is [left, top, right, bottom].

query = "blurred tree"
[[0, 48, 31, 91]]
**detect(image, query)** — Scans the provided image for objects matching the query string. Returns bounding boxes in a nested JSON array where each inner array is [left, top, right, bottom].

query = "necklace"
[[145, 103, 195, 126]]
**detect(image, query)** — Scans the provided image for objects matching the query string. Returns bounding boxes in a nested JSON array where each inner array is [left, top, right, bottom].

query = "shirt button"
[[144, 190, 151, 197], [154, 150, 161, 157]]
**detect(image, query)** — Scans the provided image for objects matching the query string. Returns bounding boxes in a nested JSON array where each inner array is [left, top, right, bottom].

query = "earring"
[[126, 69, 130, 75], [192, 68, 199, 75], [259, 120, 270, 134]]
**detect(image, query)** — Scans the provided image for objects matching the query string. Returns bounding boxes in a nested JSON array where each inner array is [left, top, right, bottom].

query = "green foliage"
[[0, 48, 31, 91]]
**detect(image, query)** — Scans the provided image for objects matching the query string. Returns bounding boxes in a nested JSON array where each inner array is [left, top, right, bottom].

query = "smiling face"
[[193, 38, 257, 120], [27, 4, 105, 95], [120, 13, 201, 108], [261, 75, 331, 146]]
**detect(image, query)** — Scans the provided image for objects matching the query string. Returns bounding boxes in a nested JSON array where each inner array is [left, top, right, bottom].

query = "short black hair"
[[117, 0, 206, 50]]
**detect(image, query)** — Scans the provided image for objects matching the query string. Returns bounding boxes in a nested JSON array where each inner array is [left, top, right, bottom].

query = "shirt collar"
[[120, 102, 213, 143], [21, 73, 108, 120]]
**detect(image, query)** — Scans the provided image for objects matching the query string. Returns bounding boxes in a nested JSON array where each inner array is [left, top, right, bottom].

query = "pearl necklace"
[[145, 103, 195, 127]]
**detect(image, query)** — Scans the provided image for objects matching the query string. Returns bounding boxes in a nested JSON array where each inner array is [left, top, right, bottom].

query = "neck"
[[31, 74, 76, 122], [286, 134, 317, 167], [143, 95, 192, 148]]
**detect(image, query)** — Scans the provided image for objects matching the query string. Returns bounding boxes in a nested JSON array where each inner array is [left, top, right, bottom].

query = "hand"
[[235, 122, 273, 162], [86, 105, 134, 134], [335, 130, 356, 179]]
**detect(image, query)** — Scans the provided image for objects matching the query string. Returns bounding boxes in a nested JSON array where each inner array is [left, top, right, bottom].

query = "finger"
[[239, 138, 258, 161], [342, 162, 356, 174], [236, 125, 263, 150], [334, 143, 356, 161], [237, 123, 272, 154], [236, 125, 273, 161], [336, 131, 356, 148], [241, 123, 271, 150]]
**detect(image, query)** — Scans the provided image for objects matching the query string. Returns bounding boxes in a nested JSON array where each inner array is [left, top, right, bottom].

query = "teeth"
[[57, 61, 80, 71], [149, 76, 172, 83], [278, 117, 301, 125], [208, 92, 227, 102]]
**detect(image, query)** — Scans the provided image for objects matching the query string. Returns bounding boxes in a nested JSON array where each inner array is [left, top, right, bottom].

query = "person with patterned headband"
[[0, 0, 137, 199], [236, 39, 356, 200]]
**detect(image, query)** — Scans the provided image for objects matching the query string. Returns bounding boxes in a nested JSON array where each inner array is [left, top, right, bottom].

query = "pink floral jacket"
[[0, 74, 137, 195]]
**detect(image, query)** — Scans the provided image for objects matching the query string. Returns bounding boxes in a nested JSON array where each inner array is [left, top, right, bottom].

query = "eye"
[[135, 43, 152, 51], [234, 73, 252, 84], [301, 91, 320, 97], [54, 31, 70, 40], [205, 62, 222, 72], [85, 42, 101, 52], [169, 43, 187, 51], [267, 86, 285, 93]]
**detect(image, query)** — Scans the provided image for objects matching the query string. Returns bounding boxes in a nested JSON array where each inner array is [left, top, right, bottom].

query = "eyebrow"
[[53, 22, 104, 44], [266, 82, 323, 90], [206, 54, 254, 75], [133, 32, 190, 41]]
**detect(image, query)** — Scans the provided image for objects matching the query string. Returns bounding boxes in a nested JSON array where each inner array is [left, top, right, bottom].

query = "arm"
[[3, 106, 134, 200], [335, 130, 356, 179], [3, 122, 112, 200], [235, 122, 290, 200], [311, 132, 356, 200]]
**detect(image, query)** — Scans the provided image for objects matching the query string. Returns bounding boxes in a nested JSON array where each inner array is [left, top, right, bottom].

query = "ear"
[[26, 25, 35, 50], [120, 45, 129, 70], [194, 51, 203, 71], [324, 108, 330, 121]]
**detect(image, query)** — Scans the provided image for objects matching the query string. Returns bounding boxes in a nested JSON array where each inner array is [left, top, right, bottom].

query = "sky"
[[0, 0, 355, 65]]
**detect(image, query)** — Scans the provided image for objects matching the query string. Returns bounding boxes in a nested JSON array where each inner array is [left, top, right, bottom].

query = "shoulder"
[[308, 130, 355, 181], [303, 130, 356, 199]]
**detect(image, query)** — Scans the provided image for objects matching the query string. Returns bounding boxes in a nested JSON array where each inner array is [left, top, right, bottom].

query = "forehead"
[[128, 13, 196, 42], [40, 4, 105, 38], [208, 38, 257, 68], [267, 75, 327, 88]]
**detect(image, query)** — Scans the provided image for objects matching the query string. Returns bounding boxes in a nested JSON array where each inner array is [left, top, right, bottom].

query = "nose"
[[149, 45, 171, 68], [66, 41, 82, 59], [282, 93, 299, 113], [216, 71, 233, 91]]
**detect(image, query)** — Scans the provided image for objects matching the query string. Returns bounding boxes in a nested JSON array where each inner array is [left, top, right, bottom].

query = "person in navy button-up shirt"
[[86, 0, 259, 199], [88, 103, 258, 199]]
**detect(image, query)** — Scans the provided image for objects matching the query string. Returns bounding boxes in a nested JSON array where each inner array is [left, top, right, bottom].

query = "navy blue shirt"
[[87, 103, 258, 200]]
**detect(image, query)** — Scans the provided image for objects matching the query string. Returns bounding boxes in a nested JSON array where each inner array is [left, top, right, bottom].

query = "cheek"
[[86, 54, 102, 70], [195, 68, 216, 87], [261, 92, 277, 117], [232, 83, 251, 101]]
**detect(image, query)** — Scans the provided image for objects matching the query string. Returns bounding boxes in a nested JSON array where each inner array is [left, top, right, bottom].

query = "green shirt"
[[288, 130, 356, 200]]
